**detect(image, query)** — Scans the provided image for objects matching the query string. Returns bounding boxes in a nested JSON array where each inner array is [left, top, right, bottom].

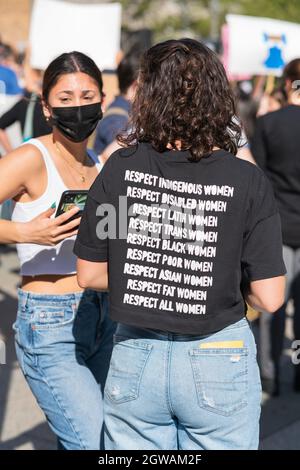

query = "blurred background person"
[[251, 58, 300, 395], [0, 42, 23, 96], [0, 66, 50, 154], [235, 80, 258, 142], [256, 86, 287, 117], [93, 52, 140, 156]]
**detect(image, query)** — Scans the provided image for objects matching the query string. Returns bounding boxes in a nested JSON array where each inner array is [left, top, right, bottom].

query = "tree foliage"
[[115, 0, 300, 39]]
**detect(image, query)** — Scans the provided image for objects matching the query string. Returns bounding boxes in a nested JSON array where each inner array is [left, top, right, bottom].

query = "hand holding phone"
[[22, 205, 81, 246], [55, 190, 88, 223]]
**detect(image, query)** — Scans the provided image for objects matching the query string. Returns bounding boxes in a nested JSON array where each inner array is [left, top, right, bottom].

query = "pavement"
[[0, 245, 299, 450]]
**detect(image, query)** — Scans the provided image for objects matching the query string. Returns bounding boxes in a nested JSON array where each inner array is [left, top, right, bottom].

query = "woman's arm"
[[0, 144, 81, 245], [236, 146, 256, 165], [0, 143, 42, 201], [76, 259, 108, 291], [0, 144, 40, 243], [245, 275, 285, 313]]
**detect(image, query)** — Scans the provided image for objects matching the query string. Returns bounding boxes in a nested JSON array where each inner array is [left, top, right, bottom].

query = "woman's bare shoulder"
[[1, 141, 45, 172]]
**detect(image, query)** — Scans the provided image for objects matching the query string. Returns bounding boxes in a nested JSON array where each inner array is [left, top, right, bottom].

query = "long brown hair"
[[118, 38, 241, 162], [42, 51, 103, 103]]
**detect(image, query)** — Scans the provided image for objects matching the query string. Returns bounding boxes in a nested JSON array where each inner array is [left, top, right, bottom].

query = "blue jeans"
[[13, 288, 116, 450], [104, 317, 262, 450]]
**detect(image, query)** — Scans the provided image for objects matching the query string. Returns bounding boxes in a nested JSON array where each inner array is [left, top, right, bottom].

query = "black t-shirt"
[[0, 91, 51, 137], [251, 105, 300, 248], [74, 142, 286, 335]]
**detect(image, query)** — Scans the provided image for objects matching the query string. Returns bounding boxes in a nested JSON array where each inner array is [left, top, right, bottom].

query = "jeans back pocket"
[[105, 336, 153, 404], [189, 347, 248, 416]]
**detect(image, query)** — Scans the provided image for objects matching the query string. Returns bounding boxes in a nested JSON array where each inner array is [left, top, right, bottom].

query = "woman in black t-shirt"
[[74, 39, 286, 450]]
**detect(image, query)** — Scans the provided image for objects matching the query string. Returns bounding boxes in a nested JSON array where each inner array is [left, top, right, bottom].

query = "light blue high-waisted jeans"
[[13, 288, 116, 450], [104, 317, 262, 450]]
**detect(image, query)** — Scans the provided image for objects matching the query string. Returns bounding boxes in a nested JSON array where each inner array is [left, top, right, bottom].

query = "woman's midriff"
[[21, 274, 84, 294]]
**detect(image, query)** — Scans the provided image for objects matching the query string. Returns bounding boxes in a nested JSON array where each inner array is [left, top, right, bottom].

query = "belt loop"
[[73, 292, 80, 310], [20, 289, 29, 309], [25, 290, 31, 308]]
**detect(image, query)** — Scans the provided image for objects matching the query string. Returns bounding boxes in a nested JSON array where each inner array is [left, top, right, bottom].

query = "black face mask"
[[50, 102, 103, 142]]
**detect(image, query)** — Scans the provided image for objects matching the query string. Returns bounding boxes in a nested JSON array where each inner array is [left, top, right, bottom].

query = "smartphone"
[[55, 190, 88, 222]]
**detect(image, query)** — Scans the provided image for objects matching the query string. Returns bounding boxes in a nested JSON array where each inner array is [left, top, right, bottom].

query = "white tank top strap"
[[25, 139, 103, 183], [24, 138, 63, 186]]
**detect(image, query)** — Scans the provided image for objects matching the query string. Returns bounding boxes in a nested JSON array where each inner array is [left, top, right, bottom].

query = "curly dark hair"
[[118, 38, 241, 161]]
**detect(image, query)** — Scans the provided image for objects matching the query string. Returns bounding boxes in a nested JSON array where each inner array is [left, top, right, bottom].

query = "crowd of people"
[[0, 34, 299, 450]]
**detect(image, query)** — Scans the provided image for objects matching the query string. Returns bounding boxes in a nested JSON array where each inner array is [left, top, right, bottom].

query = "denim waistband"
[[116, 317, 249, 342], [17, 287, 87, 308]]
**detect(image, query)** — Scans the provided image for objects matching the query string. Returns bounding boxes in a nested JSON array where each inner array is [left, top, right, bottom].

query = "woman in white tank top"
[[0, 52, 116, 449]]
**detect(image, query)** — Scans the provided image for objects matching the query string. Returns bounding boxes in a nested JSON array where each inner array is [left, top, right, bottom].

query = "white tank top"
[[11, 138, 102, 276]]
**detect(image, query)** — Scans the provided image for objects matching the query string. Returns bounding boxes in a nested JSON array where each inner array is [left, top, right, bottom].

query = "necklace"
[[55, 141, 87, 183]]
